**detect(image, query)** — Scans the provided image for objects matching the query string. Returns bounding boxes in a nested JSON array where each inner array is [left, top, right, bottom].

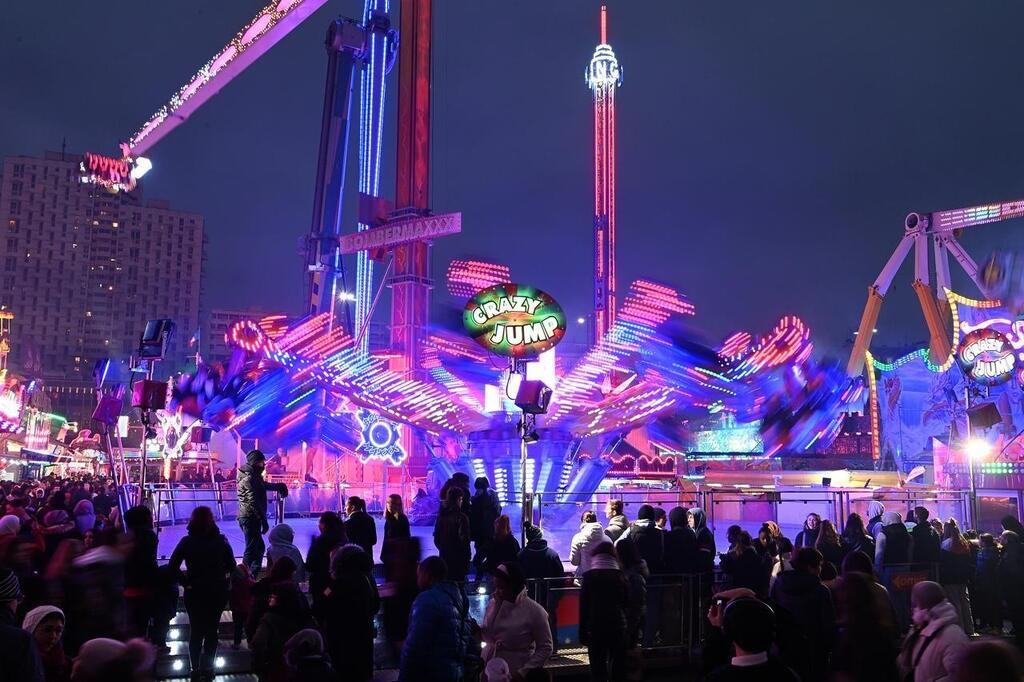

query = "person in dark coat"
[[720, 531, 763, 593], [769, 546, 836, 682], [705, 597, 800, 682], [251, 581, 313, 682], [618, 504, 664, 574], [1000, 530, 1024, 647], [518, 523, 564, 587], [830, 569, 900, 682], [484, 514, 521, 577], [974, 533, 1002, 633], [615, 537, 649, 649], [663, 506, 697, 573], [841, 512, 875, 559], [470, 477, 501, 576], [434, 487, 471, 582], [0, 569, 44, 682], [911, 507, 942, 564], [236, 450, 289, 575], [519, 522, 564, 626], [246, 557, 299, 642], [344, 496, 377, 559], [305, 511, 347, 609], [579, 542, 629, 682], [439, 473, 472, 517], [794, 512, 821, 549], [381, 494, 411, 579], [399, 556, 471, 682], [284, 628, 335, 682], [1001, 514, 1024, 538], [689, 507, 716, 609], [815, 519, 845, 571], [168, 506, 236, 680], [316, 545, 380, 682], [122, 505, 158, 639]]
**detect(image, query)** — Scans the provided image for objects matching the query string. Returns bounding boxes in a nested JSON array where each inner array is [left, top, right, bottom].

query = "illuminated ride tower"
[[586, 6, 622, 345]]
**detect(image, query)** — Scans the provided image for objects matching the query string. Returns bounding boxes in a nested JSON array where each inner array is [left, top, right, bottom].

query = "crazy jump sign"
[[952, 291, 1024, 388], [464, 284, 567, 359]]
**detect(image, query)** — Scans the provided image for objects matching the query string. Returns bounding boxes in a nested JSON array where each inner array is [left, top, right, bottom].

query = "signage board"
[[957, 328, 1016, 386], [340, 212, 461, 254], [464, 283, 566, 359], [79, 150, 151, 193]]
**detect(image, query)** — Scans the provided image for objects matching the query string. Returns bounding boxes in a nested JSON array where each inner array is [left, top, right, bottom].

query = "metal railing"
[[147, 483, 285, 530], [520, 572, 706, 655]]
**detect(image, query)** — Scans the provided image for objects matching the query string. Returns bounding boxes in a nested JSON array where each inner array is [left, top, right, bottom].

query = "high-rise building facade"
[[0, 151, 204, 391]]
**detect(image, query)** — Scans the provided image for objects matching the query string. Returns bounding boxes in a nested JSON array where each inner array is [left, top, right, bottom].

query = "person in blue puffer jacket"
[[399, 556, 472, 682]]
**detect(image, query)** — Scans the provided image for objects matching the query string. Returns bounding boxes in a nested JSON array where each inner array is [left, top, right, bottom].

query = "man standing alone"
[[237, 450, 289, 575]]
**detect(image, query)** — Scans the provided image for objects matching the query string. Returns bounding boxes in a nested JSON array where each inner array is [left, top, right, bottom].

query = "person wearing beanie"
[[70, 637, 155, 682], [617, 504, 664, 574], [237, 449, 289, 575], [518, 523, 565, 610], [518, 523, 564, 585], [0, 568, 44, 682], [470, 476, 502, 576], [22, 605, 69, 682]]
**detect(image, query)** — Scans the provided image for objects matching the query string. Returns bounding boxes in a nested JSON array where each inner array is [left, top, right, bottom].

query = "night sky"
[[5, 1, 1024, 359]]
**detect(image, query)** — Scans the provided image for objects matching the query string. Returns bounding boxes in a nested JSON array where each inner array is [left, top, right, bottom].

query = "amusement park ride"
[[848, 198, 1024, 376], [51, 0, 872, 506]]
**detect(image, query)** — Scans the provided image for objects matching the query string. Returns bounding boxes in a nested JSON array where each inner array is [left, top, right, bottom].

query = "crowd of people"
[[4, 460, 1024, 681]]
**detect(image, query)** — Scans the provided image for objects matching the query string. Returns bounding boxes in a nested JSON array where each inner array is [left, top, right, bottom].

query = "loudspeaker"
[[91, 395, 123, 426], [138, 319, 175, 360], [821, 477, 832, 488], [515, 380, 552, 415], [132, 380, 167, 411], [968, 401, 1001, 430]]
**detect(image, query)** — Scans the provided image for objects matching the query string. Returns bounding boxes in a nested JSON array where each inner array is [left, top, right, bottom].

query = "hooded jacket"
[[619, 518, 664, 573], [867, 501, 886, 537], [518, 539, 564, 582], [399, 581, 471, 682], [605, 514, 629, 542], [267, 524, 306, 583], [569, 521, 605, 578], [898, 600, 968, 682], [481, 587, 553, 676], [237, 451, 287, 522], [875, 513, 913, 568], [689, 508, 716, 574], [769, 569, 837, 659]]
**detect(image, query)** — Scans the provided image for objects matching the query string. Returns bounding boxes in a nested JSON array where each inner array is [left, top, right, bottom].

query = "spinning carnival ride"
[[102, 1, 865, 501]]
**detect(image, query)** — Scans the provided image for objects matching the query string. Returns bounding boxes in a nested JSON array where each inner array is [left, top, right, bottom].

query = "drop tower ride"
[[586, 5, 623, 345]]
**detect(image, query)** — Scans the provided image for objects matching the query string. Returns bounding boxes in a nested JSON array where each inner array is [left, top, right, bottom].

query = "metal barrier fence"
[[146, 484, 285, 530], [522, 573, 706, 655]]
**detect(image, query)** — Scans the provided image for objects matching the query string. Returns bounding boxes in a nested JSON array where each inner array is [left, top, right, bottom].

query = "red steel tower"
[[586, 5, 622, 345]]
